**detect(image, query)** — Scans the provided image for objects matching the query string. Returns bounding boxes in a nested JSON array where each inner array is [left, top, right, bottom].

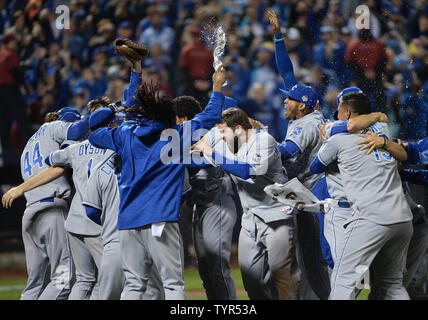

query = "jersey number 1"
[[87, 158, 93, 178], [23, 142, 44, 177]]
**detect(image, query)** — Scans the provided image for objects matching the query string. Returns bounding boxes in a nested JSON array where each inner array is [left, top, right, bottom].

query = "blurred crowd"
[[1, 0, 428, 154]]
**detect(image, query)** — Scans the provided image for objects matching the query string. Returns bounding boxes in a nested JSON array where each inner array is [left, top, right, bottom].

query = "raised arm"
[[347, 113, 388, 133], [67, 116, 90, 141], [266, 10, 298, 90], [123, 69, 142, 108], [2, 167, 65, 208], [192, 136, 252, 179], [324, 113, 389, 140]]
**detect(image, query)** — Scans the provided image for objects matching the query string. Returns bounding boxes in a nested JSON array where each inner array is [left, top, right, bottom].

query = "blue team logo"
[[292, 127, 303, 136]]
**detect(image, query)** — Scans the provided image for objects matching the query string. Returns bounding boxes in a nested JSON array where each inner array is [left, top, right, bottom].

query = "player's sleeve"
[[85, 206, 102, 225], [310, 138, 339, 174], [66, 116, 90, 141], [286, 124, 318, 154], [400, 169, 428, 185], [274, 33, 298, 90], [325, 120, 349, 139], [123, 70, 142, 108], [89, 126, 124, 153], [277, 140, 300, 159], [223, 96, 238, 110], [211, 151, 252, 179], [45, 147, 72, 167], [82, 169, 103, 225], [48, 121, 73, 144], [202, 126, 219, 148], [405, 137, 428, 165], [187, 91, 225, 141]]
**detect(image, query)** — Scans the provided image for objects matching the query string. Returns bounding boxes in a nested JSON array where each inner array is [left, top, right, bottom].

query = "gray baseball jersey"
[[317, 124, 412, 225], [208, 129, 291, 241], [82, 153, 120, 246], [49, 140, 114, 236], [191, 127, 235, 205], [207, 129, 296, 299], [20, 121, 74, 208], [284, 110, 324, 190]]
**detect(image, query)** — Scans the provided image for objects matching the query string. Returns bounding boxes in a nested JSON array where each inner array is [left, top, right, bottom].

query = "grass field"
[[0, 267, 372, 300], [0, 267, 250, 300]]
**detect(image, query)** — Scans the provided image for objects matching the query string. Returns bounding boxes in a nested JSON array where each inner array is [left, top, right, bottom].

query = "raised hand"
[[212, 64, 227, 92], [191, 136, 213, 156], [266, 10, 281, 34], [357, 131, 385, 154]]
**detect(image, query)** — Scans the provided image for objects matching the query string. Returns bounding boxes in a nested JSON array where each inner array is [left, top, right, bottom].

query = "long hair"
[[130, 82, 176, 128]]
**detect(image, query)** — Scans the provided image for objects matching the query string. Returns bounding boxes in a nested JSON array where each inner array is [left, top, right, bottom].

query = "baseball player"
[[319, 98, 428, 301], [267, 10, 330, 300], [343, 133, 428, 297], [1, 108, 89, 300], [81, 110, 165, 300], [45, 133, 114, 300], [51, 60, 146, 299], [193, 107, 298, 300], [86, 66, 227, 300], [180, 96, 239, 300], [310, 92, 413, 300]]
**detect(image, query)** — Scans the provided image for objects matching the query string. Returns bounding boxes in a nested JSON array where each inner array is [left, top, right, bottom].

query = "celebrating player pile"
[[2, 8, 428, 301]]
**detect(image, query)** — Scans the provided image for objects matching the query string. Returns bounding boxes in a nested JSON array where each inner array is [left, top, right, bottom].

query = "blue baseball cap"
[[57, 107, 81, 122], [334, 87, 363, 119], [279, 84, 317, 109], [60, 112, 81, 122], [57, 107, 80, 116], [336, 87, 362, 107]]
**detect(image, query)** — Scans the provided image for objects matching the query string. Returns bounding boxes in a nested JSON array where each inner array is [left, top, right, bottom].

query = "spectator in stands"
[[139, 8, 175, 54], [345, 29, 387, 112], [0, 33, 32, 153], [178, 26, 213, 103]]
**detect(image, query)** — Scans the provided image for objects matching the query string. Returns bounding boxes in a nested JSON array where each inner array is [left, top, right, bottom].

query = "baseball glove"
[[113, 38, 149, 62]]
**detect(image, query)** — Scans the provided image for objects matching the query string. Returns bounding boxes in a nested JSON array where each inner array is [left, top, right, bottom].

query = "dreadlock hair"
[[44, 112, 60, 123], [133, 82, 176, 128]]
